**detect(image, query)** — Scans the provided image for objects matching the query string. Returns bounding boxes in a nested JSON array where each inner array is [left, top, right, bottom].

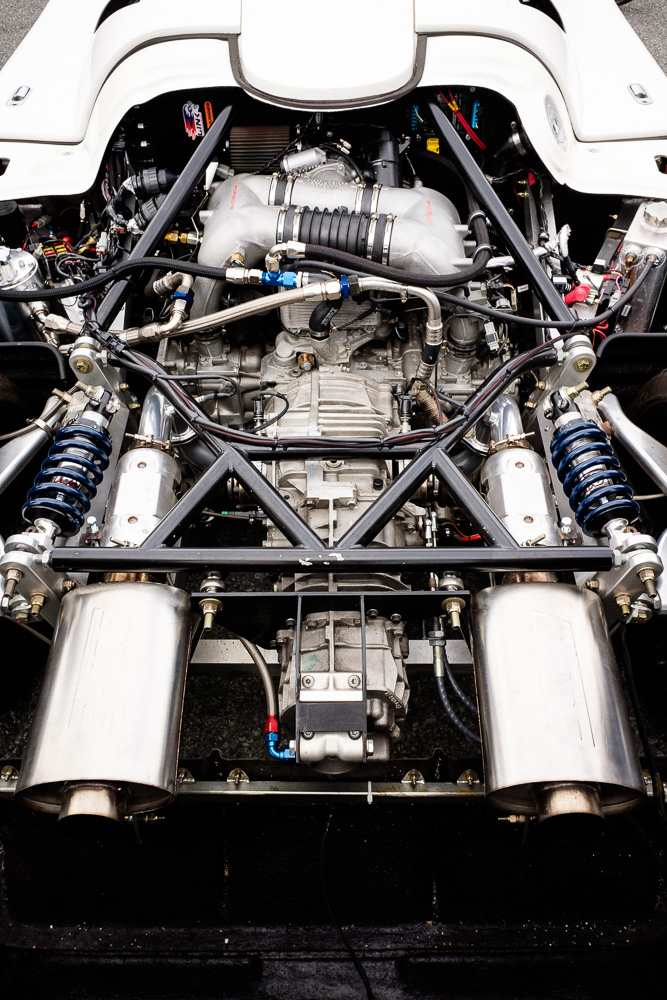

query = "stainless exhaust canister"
[[16, 581, 191, 823], [471, 584, 645, 821]]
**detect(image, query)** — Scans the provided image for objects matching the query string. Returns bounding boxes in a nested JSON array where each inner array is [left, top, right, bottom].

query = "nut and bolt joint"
[[638, 568, 659, 600], [615, 593, 632, 618], [442, 597, 465, 629], [199, 597, 222, 631]]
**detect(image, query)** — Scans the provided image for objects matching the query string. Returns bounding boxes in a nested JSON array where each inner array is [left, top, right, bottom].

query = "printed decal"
[[204, 101, 215, 129], [183, 101, 205, 141]]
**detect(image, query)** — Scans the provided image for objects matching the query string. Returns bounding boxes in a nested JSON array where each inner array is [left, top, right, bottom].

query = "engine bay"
[[1, 80, 667, 983]]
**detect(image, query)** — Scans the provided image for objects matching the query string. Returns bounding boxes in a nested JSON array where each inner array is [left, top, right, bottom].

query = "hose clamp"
[[354, 184, 365, 214], [291, 206, 303, 241], [382, 214, 394, 266], [366, 214, 378, 260], [472, 243, 493, 261], [467, 209, 488, 228], [283, 174, 295, 206], [268, 173, 280, 206]]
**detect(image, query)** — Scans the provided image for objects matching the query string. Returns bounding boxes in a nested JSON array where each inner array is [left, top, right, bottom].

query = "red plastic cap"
[[564, 284, 591, 306], [265, 715, 279, 734]]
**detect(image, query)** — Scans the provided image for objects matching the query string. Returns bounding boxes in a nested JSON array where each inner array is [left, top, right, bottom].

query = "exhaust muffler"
[[471, 583, 645, 824], [16, 581, 191, 825]]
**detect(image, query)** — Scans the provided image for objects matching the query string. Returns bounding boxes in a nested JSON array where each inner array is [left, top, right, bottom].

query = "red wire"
[[440, 90, 487, 150], [445, 522, 483, 542]]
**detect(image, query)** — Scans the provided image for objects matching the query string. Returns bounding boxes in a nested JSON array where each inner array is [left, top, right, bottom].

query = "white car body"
[[0, 0, 665, 199]]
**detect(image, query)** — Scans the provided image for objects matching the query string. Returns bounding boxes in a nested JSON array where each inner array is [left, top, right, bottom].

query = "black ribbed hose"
[[303, 169, 491, 287], [436, 676, 481, 744]]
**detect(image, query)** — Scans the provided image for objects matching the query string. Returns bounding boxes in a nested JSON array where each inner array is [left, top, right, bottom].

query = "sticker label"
[[183, 101, 205, 140], [204, 101, 214, 129]]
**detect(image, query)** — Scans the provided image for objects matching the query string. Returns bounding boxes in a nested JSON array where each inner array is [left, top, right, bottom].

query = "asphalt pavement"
[[0, 1, 665, 72]]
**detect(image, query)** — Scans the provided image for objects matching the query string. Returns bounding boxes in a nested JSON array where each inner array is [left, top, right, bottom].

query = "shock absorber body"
[[22, 417, 112, 536], [550, 413, 639, 535], [547, 390, 661, 622], [0, 387, 117, 625]]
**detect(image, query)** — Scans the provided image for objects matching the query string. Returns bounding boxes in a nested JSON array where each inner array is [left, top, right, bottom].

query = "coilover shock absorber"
[[548, 391, 640, 535], [22, 397, 114, 537]]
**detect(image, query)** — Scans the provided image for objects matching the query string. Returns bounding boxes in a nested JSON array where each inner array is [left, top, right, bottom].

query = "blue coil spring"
[[22, 423, 112, 536], [550, 419, 639, 535]]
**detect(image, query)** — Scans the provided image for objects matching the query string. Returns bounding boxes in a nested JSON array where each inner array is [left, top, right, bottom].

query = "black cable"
[[436, 676, 481, 743], [433, 258, 657, 330], [250, 390, 289, 432], [617, 624, 667, 833], [0, 255, 233, 303], [296, 255, 657, 333], [303, 239, 491, 289], [320, 811, 376, 1000]]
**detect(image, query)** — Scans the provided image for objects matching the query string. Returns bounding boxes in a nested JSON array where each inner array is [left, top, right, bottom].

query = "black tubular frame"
[[49, 427, 613, 574], [47, 94, 614, 578], [426, 100, 574, 324]]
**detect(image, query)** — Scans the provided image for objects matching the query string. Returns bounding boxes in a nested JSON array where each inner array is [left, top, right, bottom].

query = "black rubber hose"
[[436, 676, 481, 744], [303, 237, 491, 289], [444, 645, 478, 716], [302, 134, 496, 289]]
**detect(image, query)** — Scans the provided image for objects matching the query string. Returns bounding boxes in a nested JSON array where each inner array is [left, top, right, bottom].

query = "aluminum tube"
[[469, 394, 524, 454], [356, 276, 441, 325], [599, 392, 667, 498], [16, 581, 191, 820], [238, 636, 278, 717], [471, 583, 645, 818], [138, 386, 174, 442], [123, 280, 341, 344], [0, 395, 65, 495], [486, 394, 524, 442]]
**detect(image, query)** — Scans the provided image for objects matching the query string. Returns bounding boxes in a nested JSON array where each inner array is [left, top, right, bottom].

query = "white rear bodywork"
[[0, 0, 665, 198]]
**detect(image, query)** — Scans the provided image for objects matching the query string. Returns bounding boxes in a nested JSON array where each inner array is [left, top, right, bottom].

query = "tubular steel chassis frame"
[[39, 95, 611, 793], [49, 99, 610, 578]]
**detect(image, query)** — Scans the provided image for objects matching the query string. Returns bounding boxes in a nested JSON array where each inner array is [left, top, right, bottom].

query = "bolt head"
[[575, 359, 592, 373], [302, 675, 314, 688], [73, 358, 93, 374], [348, 675, 361, 688]]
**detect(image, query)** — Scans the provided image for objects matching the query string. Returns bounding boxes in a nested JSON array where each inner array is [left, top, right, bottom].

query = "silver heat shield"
[[16, 581, 191, 822], [471, 583, 645, 818]]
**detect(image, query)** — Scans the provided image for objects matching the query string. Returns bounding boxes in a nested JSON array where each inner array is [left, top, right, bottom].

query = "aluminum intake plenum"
[[192, 170, 465, 318]]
